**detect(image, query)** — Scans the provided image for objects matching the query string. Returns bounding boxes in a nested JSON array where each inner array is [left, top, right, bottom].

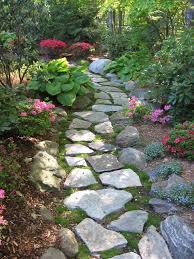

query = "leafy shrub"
[[162, 121, 194, 160], [17, 99, 55, 136], [69, 42, 92, 59], [145, 142, 165, 161], [39, 39, 67, 59], [149, 162, 183, 182], [28, 58, 95, 106], [150, 105, 172, 125]]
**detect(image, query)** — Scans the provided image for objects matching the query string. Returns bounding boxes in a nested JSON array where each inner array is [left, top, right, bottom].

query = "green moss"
[[55, 208, 87, 227], [77, 244, 91, 259], [122, 232, 141, 251], [101, 248, 121, 259], [145, 212, 162, 229]]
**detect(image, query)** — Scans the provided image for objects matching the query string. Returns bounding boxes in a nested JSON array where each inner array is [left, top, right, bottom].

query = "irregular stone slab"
[[92, 77, 109, 83], [119, 148, 146, 169], [94, 121, 114, 134], [95, 99, 112, 105], [95, 85, 123, 93], [110, 252, 141, 259], [64, 168, 97, 188], [64, 189, 133, 220], [92, 104, 123, 113], [160, 215, 194, 259], [95, 92, 110, 100], [88, 141, 116, 152], [149, 198, 178, 214], [100, 81, 123, 87], [109, 91, 128, 99], [69, 118, 92, 129], [65, 156, 87, 167], [108, 210, 148, 233], [89, 59, 111, 75], [65, 129, 95, 142], [40, 247, 67, 259], [74, 111, 109, 124], [35, 140, 59, 157], [72, 95, 92, 110], [138, 226, 172, 259], [65, 144, 94, 155], [113, 98, 128, 106], [76, 218, 128, 253], [110, 111, 132, 130], [105, 73, 119, 81], [116, 126, 140, 148], [87, 154, 123, 173], [58, 228, 79, 257], [99, 169, 142, 189]]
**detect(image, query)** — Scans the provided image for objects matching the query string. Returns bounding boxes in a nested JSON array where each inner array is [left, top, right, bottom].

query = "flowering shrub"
[[0, 189, 7, 246], [162, 121, 194, 160], [17, 99, 55, 136], [69, 42, 92, 58], [150, 105, 172, 125], [128, 96, 151, 122], [40, 39, 67, 59], [144, 142, 165, 161]]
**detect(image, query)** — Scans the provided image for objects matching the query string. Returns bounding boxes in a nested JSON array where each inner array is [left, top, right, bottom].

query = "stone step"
[[65, 129, 95, 142], [74, 111, 109, 124]]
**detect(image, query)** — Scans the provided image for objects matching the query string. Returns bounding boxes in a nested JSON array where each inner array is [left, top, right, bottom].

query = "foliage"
[[162, 121, 194, 160], [40, 39, 67, 59], [144, 142, 165, 161], [150, 105, 172, 125], [69, 42, 92, 59], [28, 58, 95, 106]]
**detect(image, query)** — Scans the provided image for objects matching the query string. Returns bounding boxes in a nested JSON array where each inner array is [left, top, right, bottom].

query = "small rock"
[[124, 81, 137, 92], [65, 156, 87, 167], [74, 111, 109, 124], [95, 92, 110, 100], [40, 247, 66, 259], [94, 121, 114, 134], [149, 198, 178, 214], [138, 225, 172, 259], [55, 108, 68, 118], [116, 126, 140, 148], [76, 218, 128, 253], [110, 111, 132, 130], [95, 99, 112, 105], [35, 141, 59, 157], [119, 148, 146, 169], [69, 118, 92, 129], [89, 59, 111, 75], [110, 252, 141, 259], [65, 144, 94, 155], [105, 73, 119, 81], [72, 95, 92, 110], [108, 210, 148, 233], [40, 207, 54, 222], [92, 104, 123, 113], [65, 129, 95, 142], [88, 141, 116, 152], [59, 228, 79, 257], [160, 215, 194, 259]]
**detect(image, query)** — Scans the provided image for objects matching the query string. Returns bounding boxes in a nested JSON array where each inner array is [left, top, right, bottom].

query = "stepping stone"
[[92, 105, 123, 113], [65, 144, 94, 155], [64, 189, 133, 220], [64, 168, 97, 188], [119, 148, 146, 169], [95, 85, 123, 93], [109, 92, 128, 104], [92, 78, 108, 83], [87, 154, 123, 173], [74, 111, 109, 124], [88, 141, 116, 152], [89, 59, 111, 75], [100, 81, 123, 87], [76, 218, 127, 253], [149, 198, 178, 214], [95, 99, 112, 105], [113, 98, 128, 106], [95, 92, 110, 100], [65, 156, 87, 167], [110, 111, 131, 131], [99, 169, 142, 189], [116, 126, 140, 148], [94, 121, 114, 134], [138, 226, 172, 259], [65, 129, 95, 142], [110, 252, 141, 259], [69, 118, 92, 129], [107, 210, 148, 233]]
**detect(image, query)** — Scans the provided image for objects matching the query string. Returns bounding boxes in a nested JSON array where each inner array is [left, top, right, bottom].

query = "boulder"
[[89, 59, 111, 75], [58, 228, 79, 257], [119, 148, 146, 169], [35, 141, 59, 157], [116, 126, 140, 148], [40, 248, 66, 259], [149, 198, 178, 214], [124, 81, 137, 92]]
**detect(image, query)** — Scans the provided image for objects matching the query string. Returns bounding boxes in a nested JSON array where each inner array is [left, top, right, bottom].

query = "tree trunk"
[[186, 0, 194, 27]]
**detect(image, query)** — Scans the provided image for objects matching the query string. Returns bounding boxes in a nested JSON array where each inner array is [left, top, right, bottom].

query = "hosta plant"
[[28, 58, 95, 106]]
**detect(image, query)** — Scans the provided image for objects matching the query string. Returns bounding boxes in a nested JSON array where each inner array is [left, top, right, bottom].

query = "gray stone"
[[69, 118, 92, 129], [58, 228, 79, 257], [88, 141, 116, 152], [95, 99, 112, 105], [138, 226, 172, 259], [89, 59, 111, 75], [40, 248, 66, 259], [110, 111, 132, 130], [55, 108, 68, 118], [124, 81, 137, 92], [105, 73, 119, 81], [92, 77, 109, 83], [131, 88, 150, 101], [95, 85, 123, 93], [109, 92, 128, 104], [110, 252, 141, 259], [40, 207, 54, 222], [99, 169, 142, 189], [116, 126, 140, 148], [65, 156, 87, 167], [64, 189, 133, 220], [35, 141, 59, 157], [95, 92, 110, 100], [30, 151, 66, 192], [119, 148, 146, 169], [94, 121, 114, 134], [113, 98, 128, 106], [160, 215, 194, 259], [65, 129, 95, 142], [65, 144, 94, 155], [74, 111, 109, 124], [64, 168, 97, 188], [149, 198, 178, 214], [87, 154, 123, 173], [76, 218, 128, 253], [108, 210, 148, 233], [72, 95, 93, 110], [100, 81, 123, 87], [92, 104, 123, 113]]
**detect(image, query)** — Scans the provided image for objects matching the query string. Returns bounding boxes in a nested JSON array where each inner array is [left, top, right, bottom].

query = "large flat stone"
[[69, 118, 92, 129], [109, 92, 128, 106], [138, 226, 172, 259], [65, 129, 95, 142], [108, 210, 148, 233], [95, 99, 112, 105], [100, 81, 123, 87], [95, 92, 110, 100], [92, 104, 123, 113], [149, 198, 178, 214], [76, 218, 128, 253], [65, 144, 94, 155], [110, 252, 141, 259], [89, 59, 111, 75], [65, 156, 87, 167], [64, 168, 97, 188], [88, 141, 116, 152], [64, 189, 133, 220], [116, 126, 140, 148], [99, 169, 142, 189], [74, 111, 109, 124], [119, 148, 146, 169], [87, 154, 123, 173], [160, 215, 194, 259], [110, 111, 132, 130], [95, 85, 123, 93], [94, 121, 114, 134]]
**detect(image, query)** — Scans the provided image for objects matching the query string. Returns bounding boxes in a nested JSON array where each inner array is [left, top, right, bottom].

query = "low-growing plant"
[[39, 39, 67, 59], [144, 142, 165, 161], [28, 58, 95, 106], [69, 42, 92, 59], [150, 105, 172, 125], [162, 121, 194, 160]]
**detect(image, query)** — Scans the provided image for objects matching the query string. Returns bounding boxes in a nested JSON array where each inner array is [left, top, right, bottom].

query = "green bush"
[[144, 142, 165, 161], [28, 58, 95, 106]]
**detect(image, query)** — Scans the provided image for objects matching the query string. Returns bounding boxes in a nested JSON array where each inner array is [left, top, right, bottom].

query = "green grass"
[[145, 212, 162, 229], [101, 248, 122, 259], [77, 244, 91, 259], [122, 232, 141, 251]]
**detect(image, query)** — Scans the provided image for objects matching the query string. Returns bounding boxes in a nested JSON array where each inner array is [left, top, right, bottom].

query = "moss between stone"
[[101, 248, 122, 258], [77, 244, 91, 259]]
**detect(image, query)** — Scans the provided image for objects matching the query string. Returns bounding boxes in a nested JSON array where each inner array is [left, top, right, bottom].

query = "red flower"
[[70, 42, 91, 52], [40, 39, 67, 49], [188, 130, 194, 135], [162, 134, 169, 145]]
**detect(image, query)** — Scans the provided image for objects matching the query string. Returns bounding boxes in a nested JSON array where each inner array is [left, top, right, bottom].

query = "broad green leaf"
[[61, 83, 74, 92], [57, 92, 76, 106], [46, 83, 61, 96], [28, 80, 40, 90]]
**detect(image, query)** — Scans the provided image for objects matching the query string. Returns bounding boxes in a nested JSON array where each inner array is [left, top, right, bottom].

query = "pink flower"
[[31, 110, 37, 116], [20, 112, 27, 117], [0, 216, 8, 225], [164, 104, 171, 111], [175, 137, 181, 144], [50, 115, 56, 122], [128, 112, 134, 117], [0, 189, 5, 199]]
